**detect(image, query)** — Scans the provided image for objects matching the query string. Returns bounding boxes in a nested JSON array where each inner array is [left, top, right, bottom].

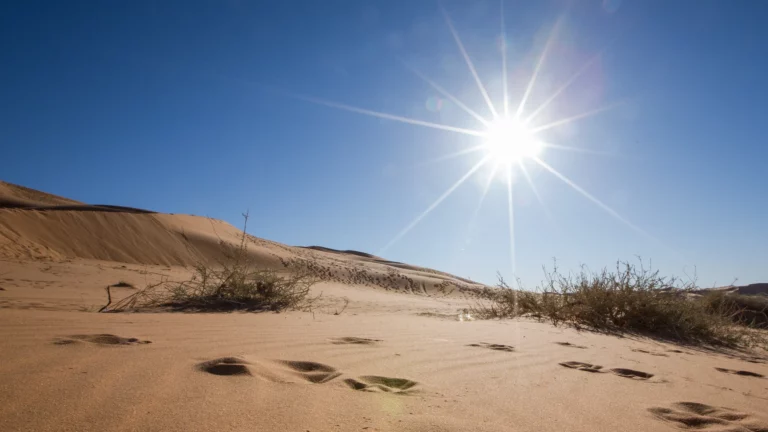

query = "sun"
[[285, 2, 647, 273], [483, 117, 544, 165]]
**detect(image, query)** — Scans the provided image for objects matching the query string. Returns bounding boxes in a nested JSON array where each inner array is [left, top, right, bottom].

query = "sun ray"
[[505, 163, 517, 280], [260, 8, 667, 267], [542, 142, 618, 156], [379, 156, 490, 254], [518, 161, 554, 222], [417, 145, 487, 167], [529, 101, 623, 134], [533, 157, 649, 237], [290, 92, 487, 138], [482, 162, 499, 201], [515, 17, 563, 120], [472, 162, 499, 222], [525, 51, 602, 125], [401, 61, 491, 127], [441, 5, 498, 118], [500, 0, 509, 117], [463, 161, 499, 247]]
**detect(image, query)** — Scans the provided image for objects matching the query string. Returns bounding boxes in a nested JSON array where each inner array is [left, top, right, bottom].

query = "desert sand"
[[1, 180, 767, 432]]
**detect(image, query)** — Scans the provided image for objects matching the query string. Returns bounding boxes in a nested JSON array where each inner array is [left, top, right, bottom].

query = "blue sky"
[[2, 0, 766, 287]]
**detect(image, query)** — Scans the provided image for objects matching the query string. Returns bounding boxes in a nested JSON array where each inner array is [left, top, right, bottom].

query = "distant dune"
[[729, 283, 768, 296], [301, 245, 479, 287], [0, 180, 84, 208], [0, 180, 154, 213], [699, 283, 768, 297], [302, 246, 381, 260]]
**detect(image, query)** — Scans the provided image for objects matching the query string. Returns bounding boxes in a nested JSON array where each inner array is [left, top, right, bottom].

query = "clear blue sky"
[[2, 0, 766, 287]]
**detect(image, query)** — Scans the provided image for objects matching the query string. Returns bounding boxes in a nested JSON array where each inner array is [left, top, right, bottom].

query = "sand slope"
[[0, 182, 485, 297], [0, 180, 84, 208], [0, 208, 483, 296]]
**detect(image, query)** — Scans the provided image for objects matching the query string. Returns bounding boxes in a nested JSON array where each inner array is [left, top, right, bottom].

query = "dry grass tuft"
[[103, 213, 318, 313], [472, 260, 767, 348]]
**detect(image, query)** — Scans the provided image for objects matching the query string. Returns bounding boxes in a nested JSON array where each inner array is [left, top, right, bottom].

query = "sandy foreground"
[[1, 182, 767, 431], [3, 264, 768, 432]]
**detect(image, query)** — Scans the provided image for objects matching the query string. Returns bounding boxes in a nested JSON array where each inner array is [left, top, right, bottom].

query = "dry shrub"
[[104, 213, 318, 312], [473, 261, 767, 347], [701, 291, 768, 329]]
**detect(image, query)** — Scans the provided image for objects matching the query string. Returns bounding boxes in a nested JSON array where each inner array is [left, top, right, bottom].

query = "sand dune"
[[0, 182, 484, 298], [1, 182, 767, 432], [722, 283, 768, 297], [0, 180, 84, 208]]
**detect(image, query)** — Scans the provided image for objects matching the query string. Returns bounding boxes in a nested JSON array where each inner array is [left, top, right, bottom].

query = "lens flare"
[[272, 1, 658, 267], [484, 118, 544, 164]]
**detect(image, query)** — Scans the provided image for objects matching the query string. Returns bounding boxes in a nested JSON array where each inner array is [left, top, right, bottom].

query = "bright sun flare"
[[286, 2, 653, 279], [484, 118, 543, 164]]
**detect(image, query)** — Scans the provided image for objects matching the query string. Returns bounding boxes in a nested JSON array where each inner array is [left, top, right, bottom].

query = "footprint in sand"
[[330, 337, 381, 345], [278, 360, 342, 383], [53, 334, 151, 346], [609, 368, 654, 380], [715, 367, 764, 378], [556, 342, 588, 349], [468, 342, 515, 353], [197, 357, 252, 376], [195, 357, 418, 394], [560, 362, 654, 380], [648, 401, 768, 431], [344, 376, 419, 394], [559, 361, 603, 373]]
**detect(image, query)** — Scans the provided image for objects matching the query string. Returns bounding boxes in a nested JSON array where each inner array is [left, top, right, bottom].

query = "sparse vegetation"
[[473, 260, 768, 347], [701, 291, 768, 329], [102, 213, 318, 313]]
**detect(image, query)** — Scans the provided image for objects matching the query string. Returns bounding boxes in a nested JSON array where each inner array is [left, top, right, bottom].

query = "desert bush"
[[473, 261, 767, 347], [103, 213, 318, 312], [701, 291, 768, 329]]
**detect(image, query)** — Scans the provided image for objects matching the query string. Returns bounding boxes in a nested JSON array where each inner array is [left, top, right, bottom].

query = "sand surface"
[[1, 182, 767, 431]]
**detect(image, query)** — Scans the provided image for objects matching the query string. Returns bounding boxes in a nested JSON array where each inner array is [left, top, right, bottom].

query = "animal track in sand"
[[53, 334, 151, 346], [559, 361, 604, 373], [468, 342, 515, 352], [278, 360, 342, 383], [631, 348, 669, 357], [194, 356, 420, 394], [330, 337, 381, 345], [609, 368, 654, 380], [344, 376, 419, 394], [197, 357, 252, 376], [715, 367, 764, 378], [556, 342, 587, 349], [560, 362, 654, 380], [648, 401, 768, 431]]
